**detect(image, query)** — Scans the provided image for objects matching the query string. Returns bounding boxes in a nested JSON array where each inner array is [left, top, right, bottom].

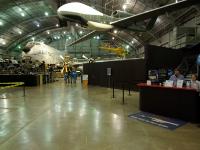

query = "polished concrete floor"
[[0, 79, 200, 150]]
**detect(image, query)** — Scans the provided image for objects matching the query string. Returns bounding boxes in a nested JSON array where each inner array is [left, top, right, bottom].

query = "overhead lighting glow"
[[79, 31, 83, 34], [45, 12, 49, 16], [131, 40, 134, 44], [2, 41, 6, 45], [56, 24, 59, 27], [96, 36, 100, 40], [36, 24, 40, 27], [0, 21, 3, 26], [68, 36, 71, 40], [58, 36, 60, 39], [21, 12, 25, 17], [19, 31, 22, 35], [114, 30, 118, 34], [112, 37, 115, 40], [75, 24, 79, 27], [93, 36, 96, 39], [0, 38, 6, 45], [126, 45, 130, 49], [32, 37, 35, 41], [18, 8, 22, 12], [18, 45, 21, 49], [47, 31, 50, 34], [63, 31, 66, 34], [122, 4, 127, 10]]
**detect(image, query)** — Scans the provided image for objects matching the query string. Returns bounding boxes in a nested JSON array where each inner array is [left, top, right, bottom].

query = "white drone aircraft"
[[57, 0, 199, 46]]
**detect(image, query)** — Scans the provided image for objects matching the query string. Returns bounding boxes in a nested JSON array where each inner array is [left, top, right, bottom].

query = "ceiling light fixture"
[[2, 41, 6, 45], [36, 24, 40, 27], [19, 31, 22, 35], [114, 30, 118, 34], [79, 31, 83, 34], [47, 31, 50, 34], [122, 4, 127, 11], [112, 37, 115, 40], [18, 8, 22, 12], [56, 24, 59, 27], [45, 12, 49, 16], [21, 12, 25, 17], [0, 21, 3, 26]]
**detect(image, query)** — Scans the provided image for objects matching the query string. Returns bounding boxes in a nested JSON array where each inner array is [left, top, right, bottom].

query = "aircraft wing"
[[111, 0, 199, 29], [67, 30, 100, 46]]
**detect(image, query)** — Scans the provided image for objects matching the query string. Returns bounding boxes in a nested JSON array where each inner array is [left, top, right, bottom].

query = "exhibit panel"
[[83, 59, 147, 89]]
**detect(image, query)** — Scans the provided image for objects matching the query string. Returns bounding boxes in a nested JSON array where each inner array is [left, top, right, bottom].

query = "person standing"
[[71, 68, 77, 84]]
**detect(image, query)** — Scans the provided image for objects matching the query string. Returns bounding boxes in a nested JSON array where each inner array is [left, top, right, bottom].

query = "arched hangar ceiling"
[[0, 0, 200, 53]]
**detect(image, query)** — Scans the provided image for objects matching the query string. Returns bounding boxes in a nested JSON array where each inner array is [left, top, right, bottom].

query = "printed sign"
[[82, 74, 88, 80], [164, 80, 173, 87], [107, 68, 112, 76], [176, 80, 183, 88]]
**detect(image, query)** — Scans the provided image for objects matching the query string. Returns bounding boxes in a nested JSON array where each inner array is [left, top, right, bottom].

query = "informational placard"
[[82, 74, 88, 80], [164, 80, 173, 87], [176, 80, 183, 88], [107, 68, 112, 76], [146, 80, 151, 85]]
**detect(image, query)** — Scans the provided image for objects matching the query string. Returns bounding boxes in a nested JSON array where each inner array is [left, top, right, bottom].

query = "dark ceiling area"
[[0, 0, 200, 54]]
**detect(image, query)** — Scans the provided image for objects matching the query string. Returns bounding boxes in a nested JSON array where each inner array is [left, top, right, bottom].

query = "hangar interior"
[[0, 0, 200, 150], [0, 0, 200, 59]]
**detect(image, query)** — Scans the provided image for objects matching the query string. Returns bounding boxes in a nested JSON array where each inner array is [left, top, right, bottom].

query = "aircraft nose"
[[57, 5, 67, 14]]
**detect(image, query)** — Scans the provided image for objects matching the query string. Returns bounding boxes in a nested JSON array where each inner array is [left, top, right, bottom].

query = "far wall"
[[138, 17, 200, 57]]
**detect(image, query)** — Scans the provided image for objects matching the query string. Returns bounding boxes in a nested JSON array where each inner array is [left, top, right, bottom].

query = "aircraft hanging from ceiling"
[[57, 0, 200, 46]]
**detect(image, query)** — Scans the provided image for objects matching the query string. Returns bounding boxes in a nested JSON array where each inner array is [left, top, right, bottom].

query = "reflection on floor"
[[0, 79, 200, 150]]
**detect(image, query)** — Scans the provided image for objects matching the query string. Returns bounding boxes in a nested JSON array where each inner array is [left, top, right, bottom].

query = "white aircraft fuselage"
[[57, 2, 116, 31]]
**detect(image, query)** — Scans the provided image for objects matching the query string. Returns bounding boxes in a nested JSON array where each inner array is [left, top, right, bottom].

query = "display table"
[[137, 83, 200, 123]]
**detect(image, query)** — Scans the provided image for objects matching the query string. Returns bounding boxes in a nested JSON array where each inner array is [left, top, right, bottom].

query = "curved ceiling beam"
[[1, 15, 59, 47], [7, 26, 61, 51], [0, 13, 58, 34], [0, 0, 47, 11]]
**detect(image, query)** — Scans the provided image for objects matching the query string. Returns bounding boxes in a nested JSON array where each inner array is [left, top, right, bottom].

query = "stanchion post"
[[128, 85, 131, 96], [112, 81, 115, 98], [23, 83, 25, 97], [122, 84, 125, 104]]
